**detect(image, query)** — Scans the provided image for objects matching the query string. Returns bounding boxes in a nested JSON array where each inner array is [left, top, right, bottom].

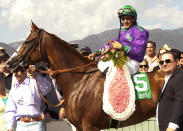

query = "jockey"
[[98, 5, 149, 74]]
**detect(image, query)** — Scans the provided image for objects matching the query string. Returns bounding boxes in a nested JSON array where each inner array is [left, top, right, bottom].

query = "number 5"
[[133, 74, 147, 91]]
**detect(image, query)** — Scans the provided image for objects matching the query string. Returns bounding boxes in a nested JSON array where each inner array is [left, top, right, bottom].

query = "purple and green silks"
[[114, 25, 149, 62]]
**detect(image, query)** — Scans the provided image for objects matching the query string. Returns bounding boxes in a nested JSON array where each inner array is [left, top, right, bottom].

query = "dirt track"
[[46, 120, 73, 131]]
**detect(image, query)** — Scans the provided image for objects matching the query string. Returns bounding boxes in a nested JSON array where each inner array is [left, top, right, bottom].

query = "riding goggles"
[[159, 59, 172, 65], [118, 8, 136, 17]]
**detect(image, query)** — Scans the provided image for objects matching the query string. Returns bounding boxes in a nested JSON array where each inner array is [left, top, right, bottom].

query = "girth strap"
[[109, 118, 120, 129]]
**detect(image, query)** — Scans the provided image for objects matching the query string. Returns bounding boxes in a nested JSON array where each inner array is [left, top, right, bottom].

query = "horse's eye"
[[25, 37, 37, 45]]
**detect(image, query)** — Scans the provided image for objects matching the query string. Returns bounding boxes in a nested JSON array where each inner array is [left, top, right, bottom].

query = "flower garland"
[[101, 48, 129, 69]]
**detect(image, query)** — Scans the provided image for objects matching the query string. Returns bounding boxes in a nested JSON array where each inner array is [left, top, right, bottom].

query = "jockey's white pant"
[[98, 60, 139, 75]]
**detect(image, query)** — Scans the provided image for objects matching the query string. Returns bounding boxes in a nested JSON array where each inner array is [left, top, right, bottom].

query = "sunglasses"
[[118, 8, 133, 15], [159, 59, 173, 65], [139, 65, 148, 68], [81, 51, 90, 56]]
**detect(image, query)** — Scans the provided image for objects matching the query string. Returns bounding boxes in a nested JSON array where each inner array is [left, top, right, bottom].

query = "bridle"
[[8, 29, 44, 72], [21, 29, 44, 65], [10, 29, 66, 108]]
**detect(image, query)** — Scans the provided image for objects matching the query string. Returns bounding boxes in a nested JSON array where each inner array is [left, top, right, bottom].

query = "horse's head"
[[6, 21, 43, 73]]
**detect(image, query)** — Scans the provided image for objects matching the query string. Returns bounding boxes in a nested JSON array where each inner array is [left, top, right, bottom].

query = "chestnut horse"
[[6, 22, 164, 131]]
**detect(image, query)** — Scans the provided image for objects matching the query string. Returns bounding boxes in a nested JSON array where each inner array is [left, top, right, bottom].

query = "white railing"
[[46, 117, 159, 131], [105, 117, 159, 131]]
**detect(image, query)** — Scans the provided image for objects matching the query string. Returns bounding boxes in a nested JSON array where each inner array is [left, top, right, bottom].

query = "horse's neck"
[[45, 42, 91, 97]]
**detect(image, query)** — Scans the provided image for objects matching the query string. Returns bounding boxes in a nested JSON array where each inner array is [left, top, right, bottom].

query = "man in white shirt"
[[5, 66, 52, 131], [144, 41, 159, 72]]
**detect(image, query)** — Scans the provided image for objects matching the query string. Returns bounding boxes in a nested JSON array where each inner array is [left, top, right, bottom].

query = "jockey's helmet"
[[118, 5, 137, 18]]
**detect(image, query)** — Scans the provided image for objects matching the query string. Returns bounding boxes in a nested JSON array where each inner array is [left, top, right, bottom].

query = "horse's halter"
[[7, 29, 44, 72], [24, 29, 44, 61]]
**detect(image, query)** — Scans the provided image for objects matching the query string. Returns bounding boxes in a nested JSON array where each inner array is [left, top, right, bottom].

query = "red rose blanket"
[[103, 61, 135, 121]]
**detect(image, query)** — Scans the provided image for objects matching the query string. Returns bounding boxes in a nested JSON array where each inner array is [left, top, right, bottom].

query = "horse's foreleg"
[[70, 125, 81, 131]]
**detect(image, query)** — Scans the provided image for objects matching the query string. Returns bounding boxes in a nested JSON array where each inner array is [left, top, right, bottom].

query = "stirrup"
[[103, 67, 109, 75]]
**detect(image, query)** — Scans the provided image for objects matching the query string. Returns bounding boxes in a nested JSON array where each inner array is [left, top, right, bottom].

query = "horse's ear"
[[31, 21, 39, 32]]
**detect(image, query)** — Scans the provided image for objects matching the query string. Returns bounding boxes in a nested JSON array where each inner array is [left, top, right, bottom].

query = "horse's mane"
[[45, 31, 91, 63]]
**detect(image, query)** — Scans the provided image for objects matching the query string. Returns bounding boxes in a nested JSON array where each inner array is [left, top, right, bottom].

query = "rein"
[[38, 58, 98, 74], [35, 60, 97, 108], [35, 77, 65, 108], [37, 42, 113, 74]]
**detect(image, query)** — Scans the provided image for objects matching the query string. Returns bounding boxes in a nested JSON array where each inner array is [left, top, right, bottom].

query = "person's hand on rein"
[[88, 53, 96, 60], [111, 41, 123, 49], [27, 65, 37, 78]]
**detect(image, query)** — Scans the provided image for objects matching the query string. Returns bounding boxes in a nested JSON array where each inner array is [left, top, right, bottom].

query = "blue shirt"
[[5, 73, 52, 130]]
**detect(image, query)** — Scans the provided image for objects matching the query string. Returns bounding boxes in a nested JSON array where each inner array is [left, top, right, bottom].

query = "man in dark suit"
[[158, 50, 183, 131]]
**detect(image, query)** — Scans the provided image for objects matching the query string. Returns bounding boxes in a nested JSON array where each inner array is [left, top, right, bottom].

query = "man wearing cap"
[[0, 47, 9, 62], [0, 47, 9, 61], [0, 47, 12, 91], [5, 65, 52, 131]]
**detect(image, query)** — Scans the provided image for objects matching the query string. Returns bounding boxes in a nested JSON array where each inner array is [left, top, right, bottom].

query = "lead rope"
[[38, 43, 113, 74], [35, 77, 64, 108], [38, 58, 98, 74]]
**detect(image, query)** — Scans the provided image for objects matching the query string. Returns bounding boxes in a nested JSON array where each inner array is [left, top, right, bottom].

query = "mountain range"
[[0, 27, 183, 56], [71, 28, 183, 52]]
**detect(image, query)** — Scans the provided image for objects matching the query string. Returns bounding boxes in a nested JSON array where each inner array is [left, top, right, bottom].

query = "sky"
[[0, 0, 183, 43]]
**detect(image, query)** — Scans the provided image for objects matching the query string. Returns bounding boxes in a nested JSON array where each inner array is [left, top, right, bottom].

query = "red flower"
[[110, 48, 116, 53], [121, 50, 125, 55], [104, 53, 110, 58]]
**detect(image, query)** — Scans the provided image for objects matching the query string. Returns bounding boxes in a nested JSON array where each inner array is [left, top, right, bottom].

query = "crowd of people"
[[0, 4, 183, 131], [139, 41, 183, 74]]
